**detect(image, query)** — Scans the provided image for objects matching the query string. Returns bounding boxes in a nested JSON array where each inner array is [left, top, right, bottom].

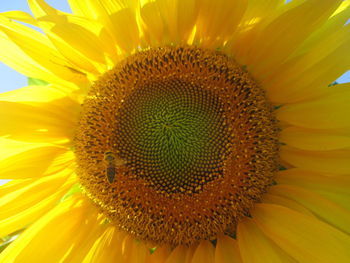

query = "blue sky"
[[0, 0, 349, 93]]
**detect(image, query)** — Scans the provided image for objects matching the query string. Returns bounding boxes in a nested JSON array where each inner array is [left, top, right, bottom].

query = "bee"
[[104, 151, 127, 184]]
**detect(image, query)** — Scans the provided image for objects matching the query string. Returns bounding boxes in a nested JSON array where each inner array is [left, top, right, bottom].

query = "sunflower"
[[1, 0, 350, 262]]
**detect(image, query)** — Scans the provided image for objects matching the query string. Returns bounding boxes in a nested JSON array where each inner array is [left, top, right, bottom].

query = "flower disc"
[[75, 46, 279, 246]]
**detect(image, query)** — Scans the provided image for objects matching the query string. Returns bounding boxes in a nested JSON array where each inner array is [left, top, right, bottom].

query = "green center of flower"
[[74, 46, 279, 246], [115, 79, 231, 194]]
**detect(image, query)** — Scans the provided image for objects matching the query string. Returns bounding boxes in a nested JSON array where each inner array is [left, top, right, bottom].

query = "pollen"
[[74, 46, 279, 246]]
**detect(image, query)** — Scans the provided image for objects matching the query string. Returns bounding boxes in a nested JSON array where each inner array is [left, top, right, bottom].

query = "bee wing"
[[115, 158, 127, 166]]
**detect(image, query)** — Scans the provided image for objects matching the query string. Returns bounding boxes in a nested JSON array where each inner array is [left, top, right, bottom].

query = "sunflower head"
[[1, 0, 350, 262], [74, 45, 279, 245]]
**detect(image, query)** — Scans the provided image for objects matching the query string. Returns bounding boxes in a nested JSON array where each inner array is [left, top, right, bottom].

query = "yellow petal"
[[121, 235, 150, 263], [71, 0, 140, 51], [248, 0, 343, 76], [0, 173, 70, 219], [280, 126, 350, 151], [140, 2, 164, 45], [0, 174, 76, 238], [215, 234, 242, 263], [184, 245, 197, 263], [82, 227, 126, 263], [0, 97, 79, 143], [253, 203, 350, 263], [228, 0, 285, 64], [331, 0, 350, 16], [68, 0, 139, 20], [0, 85, 77, 104], [0, 138, 49, 161], [265, 31, 350, 103], [94, 0, 139, 16], [62, 225, 107, 263], [276, 84, 350, 129], [0, 12, 91, 77], [281, 146, 350, 175], [68, 0, 140, 52], [106, 8, 140, 52], [155, 0, 198, 44], [1, 11, 37, 26], [165, 245, 197, 263], [0, 146, 74, 179], [262, 193, 315, 217], [191, 240, 215, 263], [237, 217, 296, 263], [0, 196, 102, 263], [276, 169, 350, 192], [269, 184, 350, 235], [195, 0, 247, 48], [297, 0, 350, 57], [67, 0, 100, 19], [0, 179, 32, 197], [315, 192, 350, 212], [243, 0, 285, 22], [165, 246, 187, 263], [0, 16, 87, 87], [276, 168, 350, 209], [28, 0, 112, 74], [146, 246, 172, 263]]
